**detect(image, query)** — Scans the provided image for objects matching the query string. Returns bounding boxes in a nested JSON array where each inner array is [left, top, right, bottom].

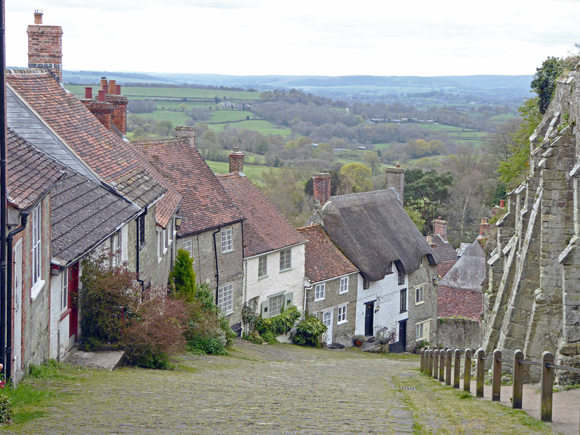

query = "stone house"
[[216, 151, 306, 336], [297, 225, 359, 347], [307, 169, 440, 351], [134, 135, 246, 333], [6, 128, 64, 382]]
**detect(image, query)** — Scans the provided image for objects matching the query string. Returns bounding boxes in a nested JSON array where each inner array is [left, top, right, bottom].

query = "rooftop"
[[437, 285, 482, 323]]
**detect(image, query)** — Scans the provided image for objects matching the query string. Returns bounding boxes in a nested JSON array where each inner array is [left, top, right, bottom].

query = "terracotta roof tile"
[[133, 139, 244, 234], [218, 173, 305, 257], [297, 224, 358, 283], [437, 285, 482, 323], [7, 127, 64, 209], [6, 70, 170, 212], [431, 234, 458, 262]]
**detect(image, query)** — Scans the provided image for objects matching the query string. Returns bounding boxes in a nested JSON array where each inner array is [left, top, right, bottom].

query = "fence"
[[420, 347, 580, 424]]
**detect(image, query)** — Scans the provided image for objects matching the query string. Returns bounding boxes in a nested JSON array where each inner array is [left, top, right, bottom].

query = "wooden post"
[[439, 347, 446, 381], [512, 350, 524, 409], [541, 351, 554, 422], [476, 348, 485, 398], [428, 349, 434, 377], [445, 349, 452, 386], [464, 348, 472, 393], [492, 349, 502, 402], [453, 349, 461, 388], [420, 349, 424, 373], [433, 349, 439, 379]]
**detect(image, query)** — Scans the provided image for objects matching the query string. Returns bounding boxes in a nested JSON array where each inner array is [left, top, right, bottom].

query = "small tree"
[[171, 249, 196, 301]]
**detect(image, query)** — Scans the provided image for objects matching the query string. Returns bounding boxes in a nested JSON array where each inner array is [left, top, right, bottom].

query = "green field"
[[209, 111, 257, 123], [208, 119, 294, 137]]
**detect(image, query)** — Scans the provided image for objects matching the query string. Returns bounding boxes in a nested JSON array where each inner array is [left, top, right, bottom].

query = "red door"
[[69, 262, 79, 338]]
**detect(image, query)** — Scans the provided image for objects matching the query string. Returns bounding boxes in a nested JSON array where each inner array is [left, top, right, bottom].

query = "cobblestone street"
[[6, 341, 415, 434]]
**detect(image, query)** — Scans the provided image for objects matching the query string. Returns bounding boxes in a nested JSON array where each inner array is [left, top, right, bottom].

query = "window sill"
[[339, 291, 348, 295], [158, 256, 162, 264], [314, 298, 325, 302], [224, 310, 234, 317], [222, 249, 234, 254], [400, 309, 408, 314], [258, 274, 269, 280], [337, 320, 347, 326], [415, 301, 425, 306], [279, 268, 293, 274], [140, 242, 147, 251], [60, 308, 72, 322], [163, 247, 168, 255], [30, 279, 46, 302]]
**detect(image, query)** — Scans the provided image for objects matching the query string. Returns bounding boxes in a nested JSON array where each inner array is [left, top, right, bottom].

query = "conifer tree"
[[171, 249, 196, 301]]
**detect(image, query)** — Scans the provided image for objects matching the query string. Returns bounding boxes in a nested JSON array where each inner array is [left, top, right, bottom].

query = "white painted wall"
[[244, 244, 306, 315], [49, 274, 70, 361], [354, 272, 409, 339]]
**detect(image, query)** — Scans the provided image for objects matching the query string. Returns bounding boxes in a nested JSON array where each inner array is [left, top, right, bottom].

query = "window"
[[386, 262, 393, 274], [221, 228, 233, 253], [339, 276, 349, 294], [31, 205, 42, 286], [157, 229, 162, 260], [163, 228, 168, 253], [279, 249, 291, 271], [217, 283, 234, 313], [416, 319, 431, 341], [398, 272, 405, 285], [139, 214, 146, 246], [363, 279, 370, 290], [415, 286, 425, 305], [60, 268, 68, 313], [314, 283, 325, 301], [400, 288, 407, 313], [337, 305, 347, 324], [323, 311, 331, 328], [258, 255, 268, 278], [167, 220, 173, 246], [112, 231, 122, 268], [182, 239, 193, 257], [269, 294, 284, 317]]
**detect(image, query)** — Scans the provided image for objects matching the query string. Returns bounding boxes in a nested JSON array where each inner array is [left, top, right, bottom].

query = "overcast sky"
[[6, 0, 580, 77]]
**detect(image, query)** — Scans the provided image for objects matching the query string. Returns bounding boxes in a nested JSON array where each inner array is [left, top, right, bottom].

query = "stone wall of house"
[[481, 68, 580, 382], [307, 272, 358, 347], [177, 223, 244, 333], [408, 262, 439, 350], [436, 318, 481, 350]]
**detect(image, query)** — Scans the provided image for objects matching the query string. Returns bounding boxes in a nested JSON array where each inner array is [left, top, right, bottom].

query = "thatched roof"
[[321, 189, 439, 282]]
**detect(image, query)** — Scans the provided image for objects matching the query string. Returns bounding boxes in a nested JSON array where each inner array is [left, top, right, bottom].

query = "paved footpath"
[[6, 341, 416, 435]]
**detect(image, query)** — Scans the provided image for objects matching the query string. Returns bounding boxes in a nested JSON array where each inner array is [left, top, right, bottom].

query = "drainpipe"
[[0, 0, 8, 379], [212, 227, 221, 304], [304, 282, 313, 317], [6, 213, 29, 381]]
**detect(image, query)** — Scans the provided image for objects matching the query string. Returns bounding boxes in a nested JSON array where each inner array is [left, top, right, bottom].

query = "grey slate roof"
[[438, 239, 486, 292], [51, 173, 140, 266], [320, 189, 440, 282], [7, 86, 100, 183]]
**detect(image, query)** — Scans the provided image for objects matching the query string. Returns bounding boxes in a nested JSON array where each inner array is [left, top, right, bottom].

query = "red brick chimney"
[[27, 10, 63, 83], [385, 163, 405, 204], [432, 216, 448, 241], [105, 83, 128, 135], [229, 148, 245, 174], [312, 173, 331, 205], [479, 217, 491, 239], [175, 126, 196, 148], [81, 89, 114, 131]]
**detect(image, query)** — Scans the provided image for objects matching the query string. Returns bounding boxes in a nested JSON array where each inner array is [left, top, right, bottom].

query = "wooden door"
[[365, 301, 375, 336], [13, 240, 22, 375], [69, 263, 79, 338]]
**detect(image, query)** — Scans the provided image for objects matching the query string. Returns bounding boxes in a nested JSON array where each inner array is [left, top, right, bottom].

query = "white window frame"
[[416, 319, 431, 341], [415, 285, 425, 305], [112, 231, 122, 268], [60, 268, 69, 314], [314, 283, 325, 301], [337, 305, 347, 324], [322, 311, 332, 328], [279, 249, 291, 272], [217, 283, 234, 314], [157, 228, 162, 263], [167, 220, 173, 247], [258, 255, 268, 279], [269, 294, 285, 317], [339, 276, 349, 294], [221, 228, 233, 253], [30, 205, 45, 301], [182, 239, 193, 256], [163, 228, 168, 254]]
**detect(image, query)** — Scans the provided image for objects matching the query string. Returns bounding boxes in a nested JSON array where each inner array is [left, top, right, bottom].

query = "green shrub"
[[0, 393, 13, 423], [256, 305, 301, 337], [293, 315, 327, 348]]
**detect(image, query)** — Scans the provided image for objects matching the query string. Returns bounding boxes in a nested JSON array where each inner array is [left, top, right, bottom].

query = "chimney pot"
[[115, 84, 121, 95], [98, 89, 106, 102], [500, 199, 505, 208], [108, 79, 116, 95], [84, 87, 93, 99], [34, 10, 43, 24], [100, 77, 108, 91], [312, 173, 331, 205]]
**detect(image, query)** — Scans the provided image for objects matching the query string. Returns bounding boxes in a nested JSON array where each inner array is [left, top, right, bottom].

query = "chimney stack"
[[27, 10, 63, 83], [175, 126, 196, 148], [228, 147, 245, 174], [478, 217, 490, 239], [105, 88, 128, 134], [81, 89, 114, 131], [432, 216, 448, 242], [312, 173, 331, 205], [385, 163, 405, 204]]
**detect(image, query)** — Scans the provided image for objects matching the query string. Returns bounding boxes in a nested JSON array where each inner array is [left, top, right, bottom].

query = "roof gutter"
[[0, 2, 8, 379]]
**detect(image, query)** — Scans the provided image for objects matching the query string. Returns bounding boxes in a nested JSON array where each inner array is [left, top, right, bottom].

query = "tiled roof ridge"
[[330, 189, 394, 204], [132, 137, 190, 147], [7, 68, 51, 76]]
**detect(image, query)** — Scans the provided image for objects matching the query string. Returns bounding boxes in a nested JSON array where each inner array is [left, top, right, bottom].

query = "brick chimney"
[[105, 83, 128, 135], [478, 217, 491, 239], [312, 173, 331, 205], [432, 216, 448, 241], [27, 10, 63, 83], [229, 148, 245, 174], [175, 126, 196, 148], [81, 89, 114, 130], [385, 163, 405, 204]]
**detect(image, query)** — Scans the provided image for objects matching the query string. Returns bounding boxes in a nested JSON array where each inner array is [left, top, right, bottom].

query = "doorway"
[[69, 263, 79, 340], [364, 301, 375, 336], [322, 310, 333, 345], [13, 240, 22, 378]]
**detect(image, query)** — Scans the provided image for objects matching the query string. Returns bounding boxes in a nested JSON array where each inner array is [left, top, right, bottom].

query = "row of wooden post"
[[420, 348, 556, 422]]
